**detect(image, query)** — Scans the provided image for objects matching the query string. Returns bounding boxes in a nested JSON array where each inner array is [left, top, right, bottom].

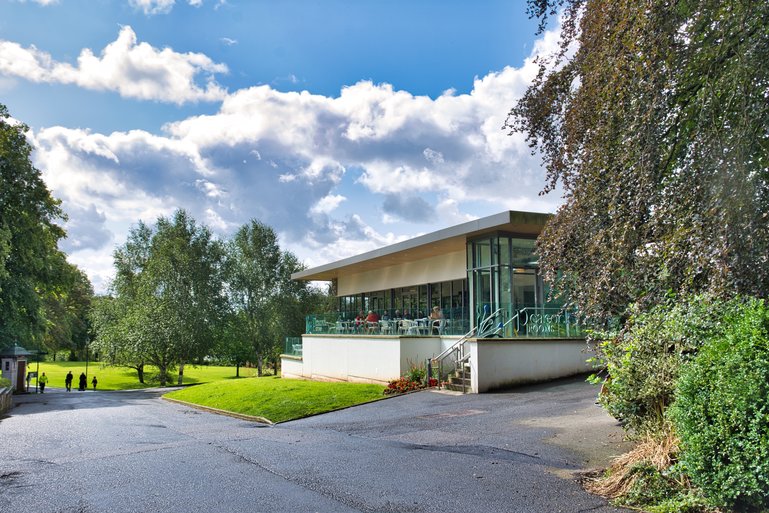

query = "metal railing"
[[304, 312, 470, 336], [283, 337, 302, 357], [303, 306, 583, 339]]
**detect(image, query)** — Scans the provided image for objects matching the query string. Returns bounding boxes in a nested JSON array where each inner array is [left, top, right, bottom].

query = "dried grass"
[[583, 430, 681, 499]]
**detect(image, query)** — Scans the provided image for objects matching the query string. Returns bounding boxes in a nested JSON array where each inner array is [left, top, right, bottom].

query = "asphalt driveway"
[[0, 376, 632, 513]]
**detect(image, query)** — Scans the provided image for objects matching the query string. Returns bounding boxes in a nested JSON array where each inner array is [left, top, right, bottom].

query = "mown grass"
[[164, 376, 387, 423], [26, 361, 258, 391]]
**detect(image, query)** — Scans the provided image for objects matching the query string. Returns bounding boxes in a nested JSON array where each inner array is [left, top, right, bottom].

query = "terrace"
[[282, 211, 593, 393]]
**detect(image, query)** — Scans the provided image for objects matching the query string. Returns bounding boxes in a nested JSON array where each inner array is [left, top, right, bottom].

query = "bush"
[[669, 298, 769, 512], [597, 295, 742, 434]]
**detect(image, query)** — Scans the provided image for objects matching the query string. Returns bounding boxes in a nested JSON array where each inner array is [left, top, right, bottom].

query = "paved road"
[[0, 377, 631, 513]]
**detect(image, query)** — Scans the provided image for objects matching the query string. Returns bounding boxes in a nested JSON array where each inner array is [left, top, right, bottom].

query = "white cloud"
[[30, 21, 567, 292], [310, 194, 346, 215], [129, 0, 175, 15], [0, 26, 228, 103]]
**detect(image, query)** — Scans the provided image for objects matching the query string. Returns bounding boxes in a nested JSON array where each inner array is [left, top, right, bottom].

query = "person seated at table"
[[365, 310, 380, 323], [354, 310, 366, 331], [402, 310, 413, 320], [430, 306, 444, 320], [382, 311, 391, 321], [393, 310, 401, 319], [430, 306, 444, 334]]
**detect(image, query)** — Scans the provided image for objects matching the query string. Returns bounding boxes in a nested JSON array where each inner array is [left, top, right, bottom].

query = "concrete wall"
[[281, 335, 446, 384], [337, 250, 466, 296], [280, 336, 591, 393], [468, 338, 594, 393], [281, 356, 304, 380]]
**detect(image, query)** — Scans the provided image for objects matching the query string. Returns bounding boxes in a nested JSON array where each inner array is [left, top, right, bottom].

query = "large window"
[[336, 279, 468, 334], [467, 234, 550, 335]]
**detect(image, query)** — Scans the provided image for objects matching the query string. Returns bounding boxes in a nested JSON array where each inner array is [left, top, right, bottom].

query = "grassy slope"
[[165, 376, 386, 423]]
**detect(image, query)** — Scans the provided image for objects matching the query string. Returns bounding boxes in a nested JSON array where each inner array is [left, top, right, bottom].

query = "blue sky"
[[1, 0, 564, 292]]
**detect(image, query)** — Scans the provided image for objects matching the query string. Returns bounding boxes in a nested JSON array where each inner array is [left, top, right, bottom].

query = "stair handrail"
[[431, 306, 504, 390]]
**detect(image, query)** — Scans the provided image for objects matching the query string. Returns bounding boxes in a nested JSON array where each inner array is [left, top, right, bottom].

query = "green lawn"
[[164, 376, 387, 423], [26, 361, 258, 390]]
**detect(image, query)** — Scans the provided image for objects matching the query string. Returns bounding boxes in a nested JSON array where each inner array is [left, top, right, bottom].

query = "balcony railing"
[[304, 306, 583, 339], [284, 336, 302, 356]]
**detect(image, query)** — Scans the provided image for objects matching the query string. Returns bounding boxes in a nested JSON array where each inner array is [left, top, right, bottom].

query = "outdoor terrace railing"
[[304, 312, 470, 336], [304, 306, 583, 339], [283, 336, 303, 357]]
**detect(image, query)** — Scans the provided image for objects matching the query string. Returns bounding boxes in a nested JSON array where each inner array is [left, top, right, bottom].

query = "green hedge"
[[598, 295, 737, 434], [669, 298, 769, 511]]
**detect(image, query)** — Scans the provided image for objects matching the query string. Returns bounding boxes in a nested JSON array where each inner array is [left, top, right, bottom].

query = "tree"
[[508, 0, 769, 322], [90, 295, 148, 383], [93, 211, 225, 386], [147, 211, 226, 385], [40, 258, 93, 359], [225, 220, 312, 376], [0, 103, 67, 347]]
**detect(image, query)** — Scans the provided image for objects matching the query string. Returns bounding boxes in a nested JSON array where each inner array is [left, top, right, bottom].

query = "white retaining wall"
[[281, 335, 449, 384], [281, 335, 592, 392], [468, 338, 594, 393]]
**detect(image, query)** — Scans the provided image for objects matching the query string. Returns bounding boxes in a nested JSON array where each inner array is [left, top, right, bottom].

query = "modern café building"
[[281, 210, 592, 393]]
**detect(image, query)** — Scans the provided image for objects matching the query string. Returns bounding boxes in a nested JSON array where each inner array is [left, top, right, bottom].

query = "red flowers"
[[383, 376, 438, 395]]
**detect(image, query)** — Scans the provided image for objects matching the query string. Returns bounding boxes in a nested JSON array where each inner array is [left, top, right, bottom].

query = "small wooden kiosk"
[[0, 344, 33, 392]]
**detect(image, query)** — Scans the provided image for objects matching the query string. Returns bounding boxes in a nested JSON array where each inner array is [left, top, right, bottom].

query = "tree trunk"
[[236, 361, 240, 378], [177, 361, 185, 385], [137, 364, 145, 384], [257, 353, 263, 377], [158, 364, 167, 387]]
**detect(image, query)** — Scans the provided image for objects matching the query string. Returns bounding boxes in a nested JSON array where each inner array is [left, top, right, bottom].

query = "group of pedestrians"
[[63, 370, 97, 391]]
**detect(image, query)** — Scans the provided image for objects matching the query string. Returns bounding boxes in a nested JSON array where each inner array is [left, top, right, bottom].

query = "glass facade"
[[467, 234, 573, 337], [304, 232, 581, 338], [334, 279, 470, 335]]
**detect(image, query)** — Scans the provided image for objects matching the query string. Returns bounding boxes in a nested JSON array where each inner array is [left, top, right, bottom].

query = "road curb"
[[161, 396, 274, 425]]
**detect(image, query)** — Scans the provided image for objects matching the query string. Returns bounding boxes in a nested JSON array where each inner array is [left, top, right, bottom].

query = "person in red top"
[[365, 310, 380, 323], [355, 310, 366, 332]]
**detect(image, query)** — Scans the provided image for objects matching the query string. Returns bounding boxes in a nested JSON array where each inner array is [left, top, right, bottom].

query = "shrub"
[[597, 295, 742, 434], [383, 377, 423, 395], [405, 363, 426, 384], [669, 298, 769, 511]]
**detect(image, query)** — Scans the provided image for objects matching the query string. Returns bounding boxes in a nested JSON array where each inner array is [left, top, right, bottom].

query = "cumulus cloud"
[[310, 194, 346, 215], [31, 21, 566, 291], [129, 0, 175, 15], [0, 26, 228, 103]]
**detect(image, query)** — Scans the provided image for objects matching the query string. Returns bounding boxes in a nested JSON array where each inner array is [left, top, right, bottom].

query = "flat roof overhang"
[[292, 210, 551, 281]]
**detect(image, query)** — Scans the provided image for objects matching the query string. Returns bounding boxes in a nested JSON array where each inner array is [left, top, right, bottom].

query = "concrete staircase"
[[444, 362, 471, 392]]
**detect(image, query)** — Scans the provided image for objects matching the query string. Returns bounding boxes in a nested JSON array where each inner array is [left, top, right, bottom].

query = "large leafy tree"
[[93, 211, 226, 386], [508, 0, 769, 321], [41, 258, 93, 359], [0, 103, 69, 347], [225, 220, 314, 376]]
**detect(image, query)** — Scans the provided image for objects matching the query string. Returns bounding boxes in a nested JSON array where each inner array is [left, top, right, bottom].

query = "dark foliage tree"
[[0, 104, 68, 347], [508, 0, 769, 322], [41, 259, 93, 359]]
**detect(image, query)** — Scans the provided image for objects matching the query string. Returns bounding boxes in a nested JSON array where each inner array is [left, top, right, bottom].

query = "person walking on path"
[[91, 376, 98, 391], [65, 371, 73, 392], [38, 372, 48, 393], [78, 372, 87, 391]]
